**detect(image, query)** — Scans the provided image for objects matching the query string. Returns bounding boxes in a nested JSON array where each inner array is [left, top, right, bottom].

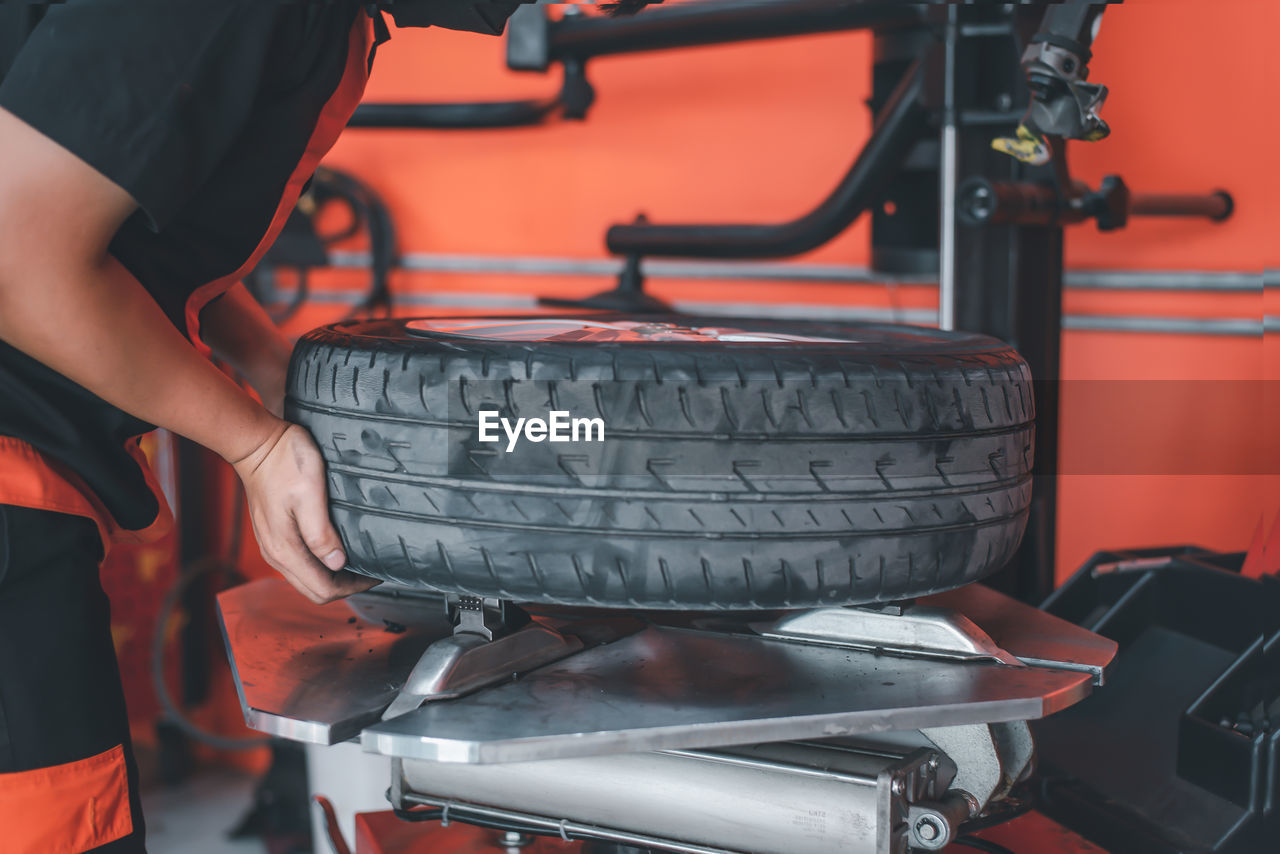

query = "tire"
[[286, 315, 1034, 610]]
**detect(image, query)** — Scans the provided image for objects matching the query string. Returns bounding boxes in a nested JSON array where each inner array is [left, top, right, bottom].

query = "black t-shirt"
[[0, 1, 523, 532], [0, 0, 367, 530]]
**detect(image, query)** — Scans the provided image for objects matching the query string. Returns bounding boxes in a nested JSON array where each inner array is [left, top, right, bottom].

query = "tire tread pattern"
[[287, 318, 1035, 609]]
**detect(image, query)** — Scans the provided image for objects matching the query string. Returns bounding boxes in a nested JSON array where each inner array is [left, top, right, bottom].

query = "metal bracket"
[[382, 596, 648, 721], [1022, 41, 1110, 143], [921, 721, 1034, 819], [761, 602, 1025, 668], [447, 595, 509, 642], [382, 595, 583, 719], [382, 621, 586, 720]]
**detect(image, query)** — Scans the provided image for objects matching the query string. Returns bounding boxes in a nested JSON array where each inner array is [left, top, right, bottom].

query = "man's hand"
[[231, 421, 379, 604]]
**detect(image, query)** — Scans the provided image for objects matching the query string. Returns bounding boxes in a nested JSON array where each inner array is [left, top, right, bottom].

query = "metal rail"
[[293, 286, 1263, 338], [328, 251, 1265, 292], [313, 253, 1267, 336]]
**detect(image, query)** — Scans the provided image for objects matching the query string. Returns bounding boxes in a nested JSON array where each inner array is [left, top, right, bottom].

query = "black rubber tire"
[[286, 315, 1034, 610]]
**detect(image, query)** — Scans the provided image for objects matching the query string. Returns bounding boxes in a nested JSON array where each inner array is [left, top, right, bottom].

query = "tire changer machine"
[[218, 3, 1239, 852]]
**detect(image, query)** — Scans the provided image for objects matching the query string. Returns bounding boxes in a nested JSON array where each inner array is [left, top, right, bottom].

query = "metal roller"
[[399, 740, 956, 854]]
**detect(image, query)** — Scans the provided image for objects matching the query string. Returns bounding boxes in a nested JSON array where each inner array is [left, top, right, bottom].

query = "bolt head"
[[915, 817, 941, 842]]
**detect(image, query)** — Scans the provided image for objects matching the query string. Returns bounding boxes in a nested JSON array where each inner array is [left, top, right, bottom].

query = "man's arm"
[[200, 282, 294, 417], [0, 107, 374, 604]]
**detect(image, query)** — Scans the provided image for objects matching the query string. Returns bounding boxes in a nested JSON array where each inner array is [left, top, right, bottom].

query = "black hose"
[[604, 52, 931, 259], [349, 98, 560, 129], [549, 0, 922, 62]]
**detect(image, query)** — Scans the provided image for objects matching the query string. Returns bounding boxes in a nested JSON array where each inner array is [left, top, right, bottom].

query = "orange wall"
[[292, 0, 1276, 583]]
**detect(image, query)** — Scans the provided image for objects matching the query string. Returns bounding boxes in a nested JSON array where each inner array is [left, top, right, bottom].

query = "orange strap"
[[0, 436, 115, 548], [0, 436, 173, 553], [0, 744, 133, 854], [185, 11, 375, 352]]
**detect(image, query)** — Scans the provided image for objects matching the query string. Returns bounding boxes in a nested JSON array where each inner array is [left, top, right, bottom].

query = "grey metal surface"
[[363, 629, 1104, 764], [921, 583, 1115, 685], [400, 741, 946, 854], [217, 579, 453, 744], [221, 579, 1114, 761], [763, 603, 1024, 667], [380, 623, 584, 718]]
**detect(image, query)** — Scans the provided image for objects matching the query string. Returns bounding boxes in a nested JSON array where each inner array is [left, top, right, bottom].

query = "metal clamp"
[[381, 617, 585, 720], [762, 603, 1025, 668]]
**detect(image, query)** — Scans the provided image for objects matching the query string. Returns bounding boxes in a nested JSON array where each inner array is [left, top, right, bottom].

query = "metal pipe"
[[937, 5, 959, 331], [1130, 190, 1233, 222], [1062, 315, 1261, 337], [546, 0, 923, 62], [604, 54, 932, 259], [1065, 269, 1259, 291]]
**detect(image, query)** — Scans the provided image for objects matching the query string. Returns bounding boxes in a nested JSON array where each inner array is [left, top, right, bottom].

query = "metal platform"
[[219, 579, 1114, 761], [217, 581, 454, 743]]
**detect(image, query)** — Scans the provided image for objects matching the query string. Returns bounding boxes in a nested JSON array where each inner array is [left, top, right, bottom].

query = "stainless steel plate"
[[219, 578, 1115, 760], [217, 579, 453, 744], [360, 622, 1106, 764]]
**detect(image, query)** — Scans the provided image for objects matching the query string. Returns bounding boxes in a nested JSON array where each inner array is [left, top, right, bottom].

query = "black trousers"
[[0, 505, 146, 853]]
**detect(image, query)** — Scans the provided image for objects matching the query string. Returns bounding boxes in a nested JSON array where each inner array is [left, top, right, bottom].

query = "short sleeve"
[[0, 0, 283, 230]]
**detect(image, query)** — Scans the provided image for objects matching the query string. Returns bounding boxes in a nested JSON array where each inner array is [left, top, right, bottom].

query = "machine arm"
[[603, 52, 934, 259], [995, 1, 1111, 164]]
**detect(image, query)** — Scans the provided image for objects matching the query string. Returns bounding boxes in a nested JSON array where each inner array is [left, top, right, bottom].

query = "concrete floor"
[[140, 768, 267, 854]]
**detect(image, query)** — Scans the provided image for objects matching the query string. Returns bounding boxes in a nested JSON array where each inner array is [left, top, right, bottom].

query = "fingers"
[[240, 422, 379, 605], [293, 472, 347, 572], [255, 515, 377, 604], [279, 535, 375, 604], [245, 506, 330, 604]]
